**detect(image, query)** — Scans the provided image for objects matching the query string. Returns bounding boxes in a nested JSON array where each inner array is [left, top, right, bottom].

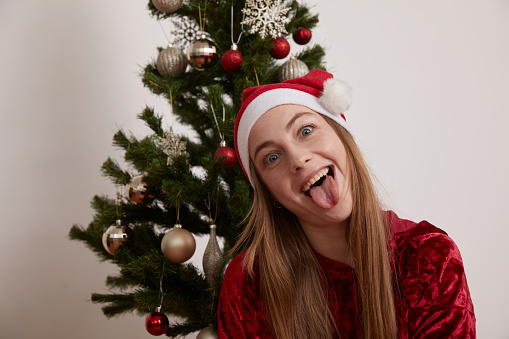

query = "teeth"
[[301, 167, 329, 192]]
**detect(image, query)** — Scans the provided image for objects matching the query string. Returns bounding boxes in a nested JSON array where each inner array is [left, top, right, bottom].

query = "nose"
[[288, 146, 311, 173]]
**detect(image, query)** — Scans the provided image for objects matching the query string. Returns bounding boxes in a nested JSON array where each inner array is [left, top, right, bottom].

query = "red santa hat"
[[234, 69, 353, 184]]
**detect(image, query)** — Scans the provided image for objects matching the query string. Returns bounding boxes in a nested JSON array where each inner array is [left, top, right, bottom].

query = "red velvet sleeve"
[[218, 254, 248, 339], [396, 227, 476, 338]]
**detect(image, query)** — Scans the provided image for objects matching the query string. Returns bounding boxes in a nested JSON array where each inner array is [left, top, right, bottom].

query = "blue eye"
[[300, 126, 313, 137], [264, 153, 279, 165]]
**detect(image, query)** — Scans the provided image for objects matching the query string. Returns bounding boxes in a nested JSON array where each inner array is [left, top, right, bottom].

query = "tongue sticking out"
[[308, 175, 340, 209]]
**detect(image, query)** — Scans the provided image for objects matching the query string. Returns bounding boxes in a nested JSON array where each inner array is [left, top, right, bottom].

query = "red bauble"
[[145, 312, 169, 336], [221, 48, 243, 73], [269, 36, 290, 59], [214, 142, 237, 169], [293, 28, 312, 45]]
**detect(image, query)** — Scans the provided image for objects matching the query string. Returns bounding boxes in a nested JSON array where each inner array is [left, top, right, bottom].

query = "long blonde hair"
[[232, 118, 398, 338]]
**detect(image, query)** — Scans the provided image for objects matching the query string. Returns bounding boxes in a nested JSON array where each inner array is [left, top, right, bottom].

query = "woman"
[[218, 69, 475, 338]]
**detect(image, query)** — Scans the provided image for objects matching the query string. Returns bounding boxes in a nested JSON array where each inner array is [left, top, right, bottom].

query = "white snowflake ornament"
[[241, 0, 291, 39]]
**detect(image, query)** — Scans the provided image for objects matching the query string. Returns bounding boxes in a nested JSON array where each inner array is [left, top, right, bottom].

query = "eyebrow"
[[253, 111, 314, 160]]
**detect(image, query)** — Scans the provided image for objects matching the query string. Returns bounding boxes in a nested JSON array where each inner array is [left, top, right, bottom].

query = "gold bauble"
[[196, 326, 218, 339], [161, 224, 196, 263]]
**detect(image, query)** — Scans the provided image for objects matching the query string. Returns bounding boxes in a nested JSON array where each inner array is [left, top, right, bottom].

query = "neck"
[[299, 218, 354, 266]]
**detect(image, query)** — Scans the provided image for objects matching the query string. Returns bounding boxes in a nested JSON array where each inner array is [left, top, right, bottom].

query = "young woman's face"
[[248, 104, 353, 228]]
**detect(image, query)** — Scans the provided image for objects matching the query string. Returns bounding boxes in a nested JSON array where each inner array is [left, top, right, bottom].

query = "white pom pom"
[[319, 77, 352, 114]]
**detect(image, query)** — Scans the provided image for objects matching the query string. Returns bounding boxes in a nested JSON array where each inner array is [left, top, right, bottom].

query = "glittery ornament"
[[152, 0, 183, 13], [125, 175, 155, 206], [269, 36, 290, 59], [187, 34, 218, 71], [102, 219, 128, 255], [145, 311, 169, 336], [278, 56, 309, 82], [156, 45, 187, 77], [161, 224, 196, 263], [293, 27, 312, 45], [157, 127, 189, 166], [214, 141, 237, 169], [221, 45, 243, 73], [203, 224, 223, 285], [196, 326, 218, 339], [241, 0, 291, 39]]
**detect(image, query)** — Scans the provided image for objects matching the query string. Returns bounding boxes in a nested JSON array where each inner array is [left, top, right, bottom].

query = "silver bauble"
[[187, 35, 218, 71], [278, 56, 309, 82], [196, 326, 218, 339], [161, 224, 196, 263], [152, 0, 183, 14], [203, 224, 223, 286], [156, 46, 187, 77], [102, 220, 128, 255]]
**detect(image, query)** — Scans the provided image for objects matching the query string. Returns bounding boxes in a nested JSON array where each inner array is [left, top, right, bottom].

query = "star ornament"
[[157, 127, 189, 165], [241, 0, 291, 39]]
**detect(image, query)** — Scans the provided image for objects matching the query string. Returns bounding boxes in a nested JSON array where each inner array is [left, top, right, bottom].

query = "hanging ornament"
[[125, 175, 155, 206], [145, 311, 169, 336], [210, 105, 237, 169], [157, 127, 189, 166], [156, 45, 187, 77], [293, 28, 312, 45], [187, 4, 217, 71], [241, 0, 291, 39], [214, 141, 237, 169], [161, 223, 196, 263], [203, 224, 223, 285], [187, 34, 218, 71], [145, 266, 169, 336], [152, 0, 183, 14], [102, 219, 129, 255], [278, 56, 309, 82], [221, 45, 243, 73], [221, 6, 245, 73], [196, 326, 218, 339], [269, 36, 290, 59]]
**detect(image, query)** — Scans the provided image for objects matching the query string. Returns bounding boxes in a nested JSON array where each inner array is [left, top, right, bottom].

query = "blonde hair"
[[232, 118, 398, 339]]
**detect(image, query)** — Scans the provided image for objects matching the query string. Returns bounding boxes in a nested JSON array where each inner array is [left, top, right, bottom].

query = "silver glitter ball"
[[156, 46, 187, 77], [278, 56, 309, 82], [203, 224, 223, 286], [152, 0, 183, 13], [102, 220, 128, 255], [187, 35, 218, 71]]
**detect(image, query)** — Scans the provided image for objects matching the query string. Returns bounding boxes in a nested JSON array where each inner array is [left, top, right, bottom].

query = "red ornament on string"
[[293, 28, 312, 45], [214, 141, 237, 169], [269, 36, 290, 59], [221, 44, 244, 73], [145, 311, 169, 336]]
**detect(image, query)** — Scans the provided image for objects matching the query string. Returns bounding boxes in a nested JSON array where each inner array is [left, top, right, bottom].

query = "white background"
[[1, 1, 507, 338]]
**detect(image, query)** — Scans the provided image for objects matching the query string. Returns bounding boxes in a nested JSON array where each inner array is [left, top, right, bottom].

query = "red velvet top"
[[218, 211, 476, 338]]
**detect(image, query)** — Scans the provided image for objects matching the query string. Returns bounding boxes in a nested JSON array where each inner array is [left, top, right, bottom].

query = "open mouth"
[[301, 166, 334, 196]]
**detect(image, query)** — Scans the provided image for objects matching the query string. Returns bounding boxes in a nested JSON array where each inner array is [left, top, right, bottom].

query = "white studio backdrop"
[[0, 1, 507, 338]]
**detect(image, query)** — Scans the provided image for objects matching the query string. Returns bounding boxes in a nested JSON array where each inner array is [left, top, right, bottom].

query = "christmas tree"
[[69, 0, 325, 337]]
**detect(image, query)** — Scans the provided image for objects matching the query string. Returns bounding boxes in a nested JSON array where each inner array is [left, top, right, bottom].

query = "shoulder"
[[221, 250, 258, 297], [388, 211, 472, 309]]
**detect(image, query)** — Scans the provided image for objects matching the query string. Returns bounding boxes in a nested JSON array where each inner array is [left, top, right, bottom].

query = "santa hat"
[[234, 69, 353, 184]]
